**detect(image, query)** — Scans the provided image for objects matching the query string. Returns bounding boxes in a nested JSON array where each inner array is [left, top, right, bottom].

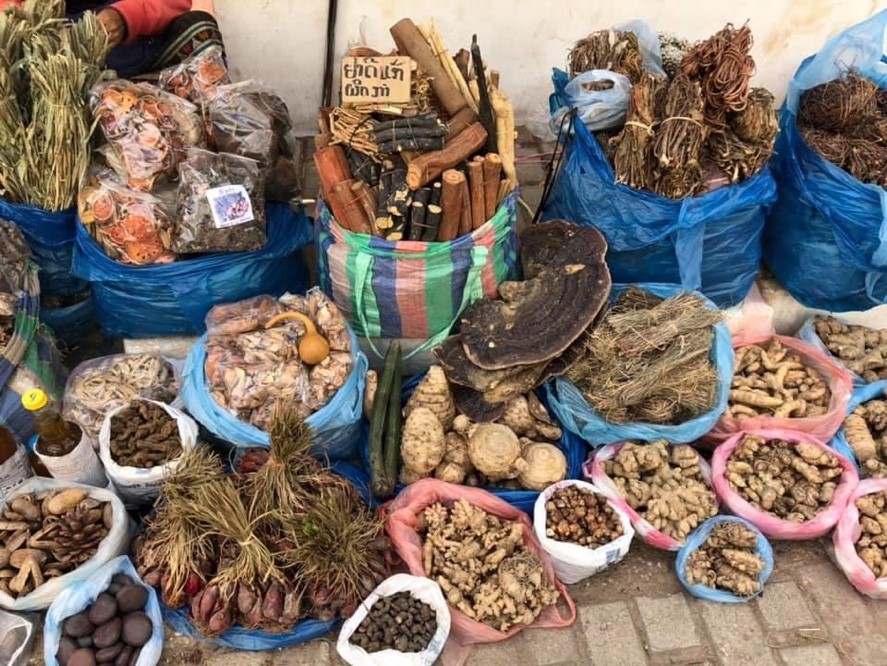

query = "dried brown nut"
[[122, 612, 152, 647], [63, 612, 95, 639], [88, 593, 118, 625], [116, 585, 148, 613], [93, 617, 122, 649]]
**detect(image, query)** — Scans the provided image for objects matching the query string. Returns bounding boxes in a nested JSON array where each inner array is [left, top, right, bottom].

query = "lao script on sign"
[[341, 56, 413, 104]]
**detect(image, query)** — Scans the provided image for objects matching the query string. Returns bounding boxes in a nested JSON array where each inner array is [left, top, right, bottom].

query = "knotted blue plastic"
[[71, 202, 312, 338], [544, 283, 733, 447], [764, 11, 887, 312]]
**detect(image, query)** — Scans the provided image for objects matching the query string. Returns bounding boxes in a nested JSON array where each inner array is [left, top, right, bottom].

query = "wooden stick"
[[407, 187, 431, 241], [458, 179, 472, 237], [471, 35, 498, 154], [489, 86, 517, 189], [314, 145, 353, 197], [467, 159, 486, 229], [390, 19, 467, 116], [454, 49, 470, 82], [423, 204, 443, 242], [418, 21, 478, 114], [445, 106, 478, 142], [406, 122, 487, 190], [490, 69, 500, 90], [429, 180, 442, 208], [330, 179, 371, 233], [352, 181, 378, 235], [482, 153, 502, 218], [438, 170, 464, 241]]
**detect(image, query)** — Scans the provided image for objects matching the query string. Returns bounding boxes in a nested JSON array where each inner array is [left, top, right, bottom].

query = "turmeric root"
[[684, 521, 765, 596], [843, 394, 887, 478], [814, 316, 887, 383]]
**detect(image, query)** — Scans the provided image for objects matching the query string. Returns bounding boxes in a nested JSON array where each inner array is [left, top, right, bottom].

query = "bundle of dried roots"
[[568, 29, 645, 83], [612, 73, 667, 190], [651, 74, 707, 198]]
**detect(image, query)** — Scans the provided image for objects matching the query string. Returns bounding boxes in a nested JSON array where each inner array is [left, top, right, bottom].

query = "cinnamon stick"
[[406, 122, 487, 190], [458, 179, 472, 237], [390, 19, 467, 116], [467, 159, 486, 229], [330, 179, 370, 233], [445, 106, 478, 142], [482, 153, 502, 219], [352, 181, 378, 235], [438, 170, 464, 241], [314, 145, 352, 198]]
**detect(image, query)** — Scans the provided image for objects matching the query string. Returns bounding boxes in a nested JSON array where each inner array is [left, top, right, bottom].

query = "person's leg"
[[148, 6, 224, 73]]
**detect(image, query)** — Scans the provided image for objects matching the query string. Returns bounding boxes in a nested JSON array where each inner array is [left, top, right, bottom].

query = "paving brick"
[[465, 635, 534, 666], [700, 601, 778, 666], [204, 650, 272, 666], [273, 639, 333, 665], [756, 581, 818, 631], [516, 161, 547, 187], [795, 563, 874, 638], [636, 594, 701, 654], [522, 626, 585, 666], [579, 602, 647, 666], [779, 644, 844, 666]]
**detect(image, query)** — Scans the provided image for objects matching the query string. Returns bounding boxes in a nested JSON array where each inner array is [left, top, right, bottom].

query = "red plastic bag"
[[711, 429, 859, 540], [384, 479, 576, 666], [705, 334, 852, 445], [833, 478, 887, 599]]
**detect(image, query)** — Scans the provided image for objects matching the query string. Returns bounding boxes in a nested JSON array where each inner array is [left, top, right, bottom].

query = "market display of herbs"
[[55, 573, 153, 666], [684, 521, 765, 596], [0, 3, 108, 211], [316, 18, 516, 241], [545, 486, 623, 548], [204, 290, 351, 431], [134, 407, 388, 636], [567, 287, 721, 425], [419, 499, 558, 631], [728, 339, 830, 419], [569, 23, 777, 198], [64, 354, 178, 440], [159, 45, 230, 106], [78, 166, 175, 266], [602, 441, 717, 541], [435, 221, 610, 407], [854, 491, 887, 579], [813, 316, 887, 382], [844, 394, 887, 478], [725, 435, 843, 522], [0, 489, 113, 598], [109, 401, 182, 468], [798, 72, 887, 187], [350, 591, 437, 654]]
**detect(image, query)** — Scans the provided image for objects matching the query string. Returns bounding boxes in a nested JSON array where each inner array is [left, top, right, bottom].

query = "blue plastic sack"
[[543, 76, 776, 308], [545, 283, 734, 447], [71, 203, 312, 338], [764, 11, 887, 312], [41, 296, 96, 347], [180, 323, 368, 459], [676, 516, 774, 603], [359, 373, 588, 514], [0, 200, 87, 298], [550, 70, 633, 133], [830, 380, 887, 471], [44, 556, 163, 665]]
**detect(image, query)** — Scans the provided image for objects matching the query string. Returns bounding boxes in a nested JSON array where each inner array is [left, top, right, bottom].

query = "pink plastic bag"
[[705, 334, 852, 445], [583, 443, 717, 551], [833, 478, 887, 599], [384, 479, 576, 666], [711, 429, 859, 540]]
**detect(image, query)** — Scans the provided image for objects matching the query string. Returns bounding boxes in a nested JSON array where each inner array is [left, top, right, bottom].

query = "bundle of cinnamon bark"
[[314, 18, 517, 242]]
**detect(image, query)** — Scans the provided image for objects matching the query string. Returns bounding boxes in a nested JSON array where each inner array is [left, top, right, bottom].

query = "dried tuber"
[[603, 441, 717, 542], [400, 407, 447, 476], [467, 423, 529, 482], [519, 442, 567, 491], [814, 316, 887, 382], [843, 394, 887, 478], [545, 486, 623, 548], [725, 435, 843, 523], [684, 521, 766, 596], [404, 366, 456, 430], [727, 338, 831, 419], [420, 500, 559, 631], [500, 395, 563, 441], [854, 491, 887, 579], [350, 591, 438, 654]]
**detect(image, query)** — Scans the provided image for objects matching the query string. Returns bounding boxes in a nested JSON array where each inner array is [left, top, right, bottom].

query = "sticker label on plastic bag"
[[0, 447, 32, 500], [206, 185, 254, 229]]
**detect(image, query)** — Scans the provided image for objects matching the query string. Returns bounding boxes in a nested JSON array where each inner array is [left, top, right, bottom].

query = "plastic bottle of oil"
[[22, 389, 82, 456]]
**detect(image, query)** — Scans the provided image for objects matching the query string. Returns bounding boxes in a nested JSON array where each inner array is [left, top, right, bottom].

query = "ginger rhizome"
[[685, 521, 765, 596]]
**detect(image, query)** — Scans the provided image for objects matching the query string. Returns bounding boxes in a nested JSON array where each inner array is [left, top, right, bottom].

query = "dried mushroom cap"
[[452, 384, 507, 422], [519, 220, 608, 279], [460, 261, 611, 371]]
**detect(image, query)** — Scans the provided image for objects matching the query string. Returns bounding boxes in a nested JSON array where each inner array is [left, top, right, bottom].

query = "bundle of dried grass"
[[568, 288, 722, 425], [651, 74, 707, 198], [568, 29, 645, 83], [799, 73, 881, 131], [612, 73, 666, 190]]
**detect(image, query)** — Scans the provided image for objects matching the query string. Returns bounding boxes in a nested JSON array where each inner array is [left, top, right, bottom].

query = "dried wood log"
[[330, 179, 371, 233], [438, 169, 464, 241], [430, 180, 442, 207], [445, 106, 479, 142], [314, 145, 352, 197], [407, 187, 431, 240], [489, 87, 516, 189], [352, 180, 378, 235], [374, 125, 447, 145], [424, 203, 443, 242], [406, 122, 488, 189], [468, 159, 486, 229], [418, 22, 478, 114], [458, 178, 472, 237], [482, 153, 502, 218], [454, 49, 471, 82], [378, 137, 446, 154], [471, 35, 498, 154]]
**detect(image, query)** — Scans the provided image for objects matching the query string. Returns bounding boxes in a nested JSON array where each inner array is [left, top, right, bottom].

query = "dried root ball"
[[814, 316, 887, 383], [500, 395, 562, 441], [519, 442, 567, 491], [685, 521, 765, 597], [404, 366, 456, 430], [854, 491, 887, 579], [433, 432, 473, 484], [545, 486, 623, 548], [401, 407, 447, 475], [468, 423, 529, 481], [725, 435, 843, 523]]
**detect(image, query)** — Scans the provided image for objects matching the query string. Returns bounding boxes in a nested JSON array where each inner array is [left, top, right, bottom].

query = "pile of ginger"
[[843, 394, 887, 478], [855, 491, 887, 579], [814, 316, 887, 383], [684, 521, 765, 596], [419, 499, 559, 632]]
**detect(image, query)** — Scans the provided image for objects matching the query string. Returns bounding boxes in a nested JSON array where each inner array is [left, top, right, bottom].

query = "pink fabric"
[[833, 478, 887, 599], [705, 334, 853, 445], [711, 429, 859, 540], [112, 0, 191, 43], [583, 443, 717, 552], [384, 479, 576, 666]]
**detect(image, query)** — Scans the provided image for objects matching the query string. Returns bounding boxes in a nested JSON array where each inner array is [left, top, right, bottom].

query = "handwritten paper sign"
[[341, 56, 412, 104]]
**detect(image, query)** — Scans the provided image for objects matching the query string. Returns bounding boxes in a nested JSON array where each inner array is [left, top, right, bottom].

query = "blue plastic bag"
[[543, 76, 776, 308], [676, 516, 774, 603], [359, 373, 588, 514], [550, 70, 633, 133], [764, 11, 887, 312], [41, 296, 96, 347], [71, 203, 312, 338], [545, 283, 734, 447], [0, 200, 87, 298], [44, 556, 163, 665], [180, 321, 368, 459], [830, 380, 887, 471]]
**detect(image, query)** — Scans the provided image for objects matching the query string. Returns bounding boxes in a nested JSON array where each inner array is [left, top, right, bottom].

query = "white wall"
[[215, 0, 886, 134]]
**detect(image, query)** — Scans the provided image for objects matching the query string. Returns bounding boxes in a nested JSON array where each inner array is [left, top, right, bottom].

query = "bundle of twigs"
[[799, 73, 881, 131], [330, 107, 379, 157], [651, 74, 707, 198], [568, 29, 645, 83], [568, 288, 722, 425], [612, 73, 666, 190]]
